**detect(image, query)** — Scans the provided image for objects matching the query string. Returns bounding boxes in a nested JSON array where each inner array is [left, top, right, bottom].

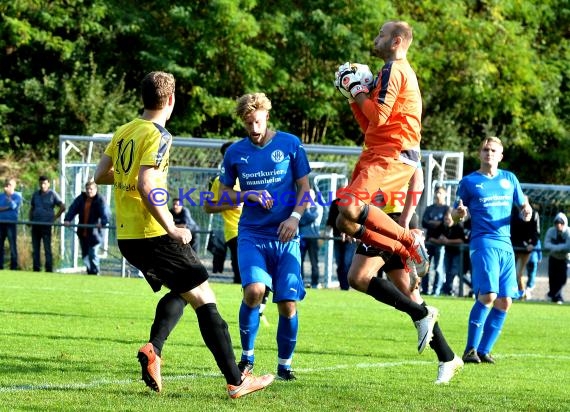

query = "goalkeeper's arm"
[[351, 91, 369, 106]]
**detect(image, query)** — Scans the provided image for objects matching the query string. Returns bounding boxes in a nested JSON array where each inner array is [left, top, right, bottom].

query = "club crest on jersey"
[[499, 179, 511, 189], [271, 150, 285, 163]]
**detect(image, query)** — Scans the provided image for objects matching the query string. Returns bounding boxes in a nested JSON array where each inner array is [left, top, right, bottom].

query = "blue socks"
[[239, 302, 260, 363], [478, 307, 507, 355], [465, 300, 491, 353], [465, 301, 508, 355], [277, 312, 298, 371], [239, 302, 299, 372]]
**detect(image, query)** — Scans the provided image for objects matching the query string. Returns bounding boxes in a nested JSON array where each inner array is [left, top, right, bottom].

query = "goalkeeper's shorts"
[[344, 151, 416, 206]]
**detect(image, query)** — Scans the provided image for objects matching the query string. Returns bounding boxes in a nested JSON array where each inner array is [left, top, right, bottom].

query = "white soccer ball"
[[334, 63, 375, 99], [351, 63, 375, 89], [335, 82, 353, 99]]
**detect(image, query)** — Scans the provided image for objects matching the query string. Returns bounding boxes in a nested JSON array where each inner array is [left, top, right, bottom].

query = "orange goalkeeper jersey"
[[351, 59, 422, 157]]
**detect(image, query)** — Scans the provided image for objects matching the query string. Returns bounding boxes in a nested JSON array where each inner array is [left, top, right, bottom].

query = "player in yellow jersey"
[[94, 71, 273, 398]]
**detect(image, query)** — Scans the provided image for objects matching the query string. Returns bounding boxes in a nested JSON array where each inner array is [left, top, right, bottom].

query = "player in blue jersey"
[[452, 137, 531, 364], [218, 92, 311, 381]]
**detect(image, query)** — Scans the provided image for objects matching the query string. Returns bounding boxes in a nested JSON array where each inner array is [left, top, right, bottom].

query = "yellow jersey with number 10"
[[104, 118, 172, 239]]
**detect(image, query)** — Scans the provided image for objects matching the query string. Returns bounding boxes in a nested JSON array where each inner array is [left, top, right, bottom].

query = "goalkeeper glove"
[[340, 71, 369, 98], [336, 62, 369, 98], [334, 72, 355, 103]]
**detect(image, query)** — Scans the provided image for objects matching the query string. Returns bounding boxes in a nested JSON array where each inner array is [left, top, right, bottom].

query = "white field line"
[[0, 360, 429, 393], [1, 354, 569, 393], [3, 284, 145, 296]]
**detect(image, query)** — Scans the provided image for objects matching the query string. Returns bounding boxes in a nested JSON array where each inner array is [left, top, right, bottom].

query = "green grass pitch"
[[1, 270, 568, 411]]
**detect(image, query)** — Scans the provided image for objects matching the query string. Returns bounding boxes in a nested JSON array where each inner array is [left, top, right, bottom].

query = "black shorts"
[[118, 235, 209, 293], [355, 212, 419, 271]]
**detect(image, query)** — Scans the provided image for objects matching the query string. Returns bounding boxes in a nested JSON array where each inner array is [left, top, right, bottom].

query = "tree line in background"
[[1, 0, 569, 184]]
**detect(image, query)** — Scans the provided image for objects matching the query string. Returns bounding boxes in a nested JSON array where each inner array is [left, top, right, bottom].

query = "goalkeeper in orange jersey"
[[334, 20, 438, 353]]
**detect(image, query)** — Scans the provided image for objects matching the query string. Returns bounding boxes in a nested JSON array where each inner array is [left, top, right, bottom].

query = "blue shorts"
[[238, 235, 306, 303], [470, 247, 518, 298]]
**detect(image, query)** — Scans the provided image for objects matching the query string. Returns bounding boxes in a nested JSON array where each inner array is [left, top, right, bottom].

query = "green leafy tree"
[[1, 0, 569, 183], [63, 56, 138, 135], [0, 0, 136, 154], [396, 0, 570, 181]]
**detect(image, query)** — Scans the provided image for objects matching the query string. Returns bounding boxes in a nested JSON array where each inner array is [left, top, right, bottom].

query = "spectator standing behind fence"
[[325, 191, 356, 291], [439, 209, 468, 296], [203, 141, 242, 284], [510, 197, 540, 300], [170, 198, 201, 253], [63, 181, 110, 275], [299, 189, 323, 289], [421, 186, 449, 295], [544, 213, 570, 304], [0, 178, 23, 270], [525, 239, 542, 300], [29, 175, 66, 272]]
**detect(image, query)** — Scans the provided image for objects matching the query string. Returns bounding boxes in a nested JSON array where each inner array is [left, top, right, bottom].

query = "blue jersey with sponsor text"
[[456, 169, 525, 251], [220, 131, 311, 238]]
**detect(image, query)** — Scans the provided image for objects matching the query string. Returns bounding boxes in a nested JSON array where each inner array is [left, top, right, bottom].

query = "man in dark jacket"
[[421, 186, 449, 295], [169, 198, 201, 252], [64, 181, 110, 275], [299, 189, 323, 288], [30, 175, 66, 272], [544, 212, 570, 304], [510, 196, 540, 299]]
